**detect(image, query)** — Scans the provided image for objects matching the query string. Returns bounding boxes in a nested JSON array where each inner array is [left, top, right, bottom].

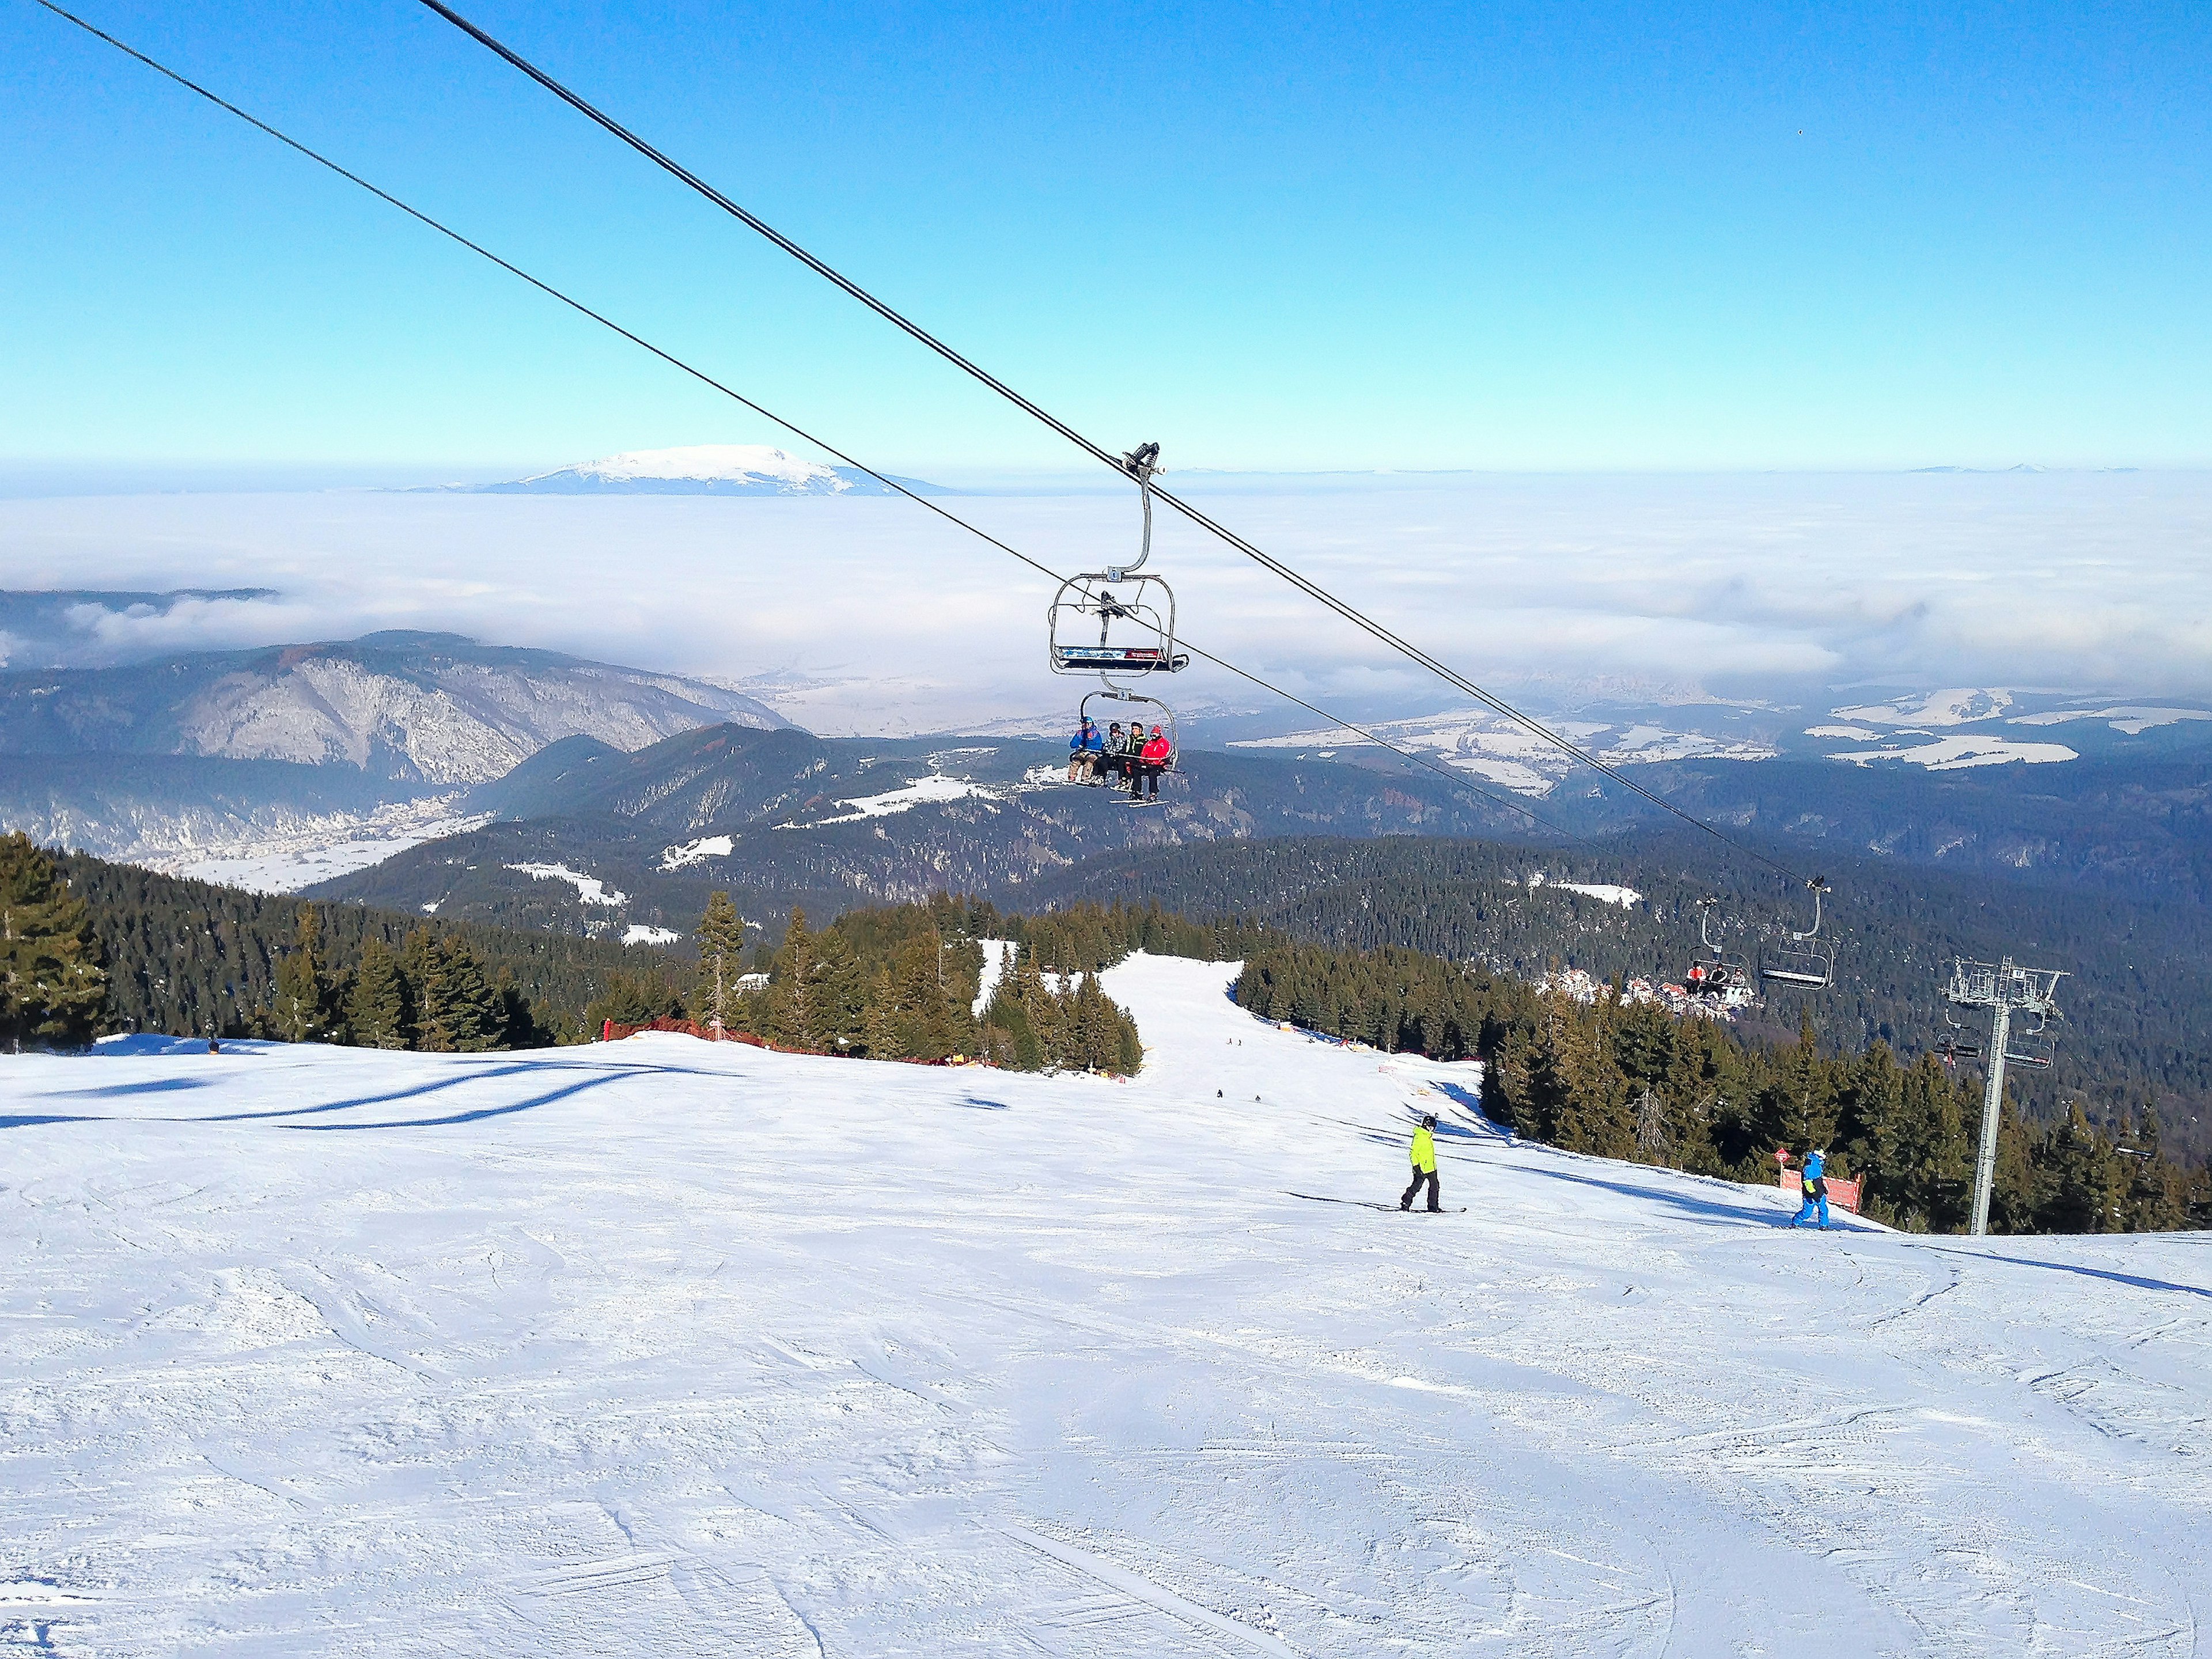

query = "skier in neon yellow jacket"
[[1399, 1113, 1442, 1212]]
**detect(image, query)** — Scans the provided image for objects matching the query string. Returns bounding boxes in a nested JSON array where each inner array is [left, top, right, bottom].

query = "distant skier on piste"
[[1789, 1147, 1831, 1229], [1400, 1112, 1442, 1212]]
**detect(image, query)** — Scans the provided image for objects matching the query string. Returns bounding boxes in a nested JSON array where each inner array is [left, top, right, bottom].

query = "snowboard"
[[1289, 1191, 1467, 1214]]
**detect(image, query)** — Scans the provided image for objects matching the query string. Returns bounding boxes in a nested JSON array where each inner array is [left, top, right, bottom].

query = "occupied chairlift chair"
[[1050, 444, 1187, 782], [1685, 898, 1753, 997], [1759, 878, 1835, 990], [1934, 1009, 1983, 1066], [1080, 688, 1180, 774]]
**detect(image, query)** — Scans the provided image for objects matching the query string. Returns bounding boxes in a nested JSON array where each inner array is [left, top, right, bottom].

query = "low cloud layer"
[[3, 471, 2207, 733]]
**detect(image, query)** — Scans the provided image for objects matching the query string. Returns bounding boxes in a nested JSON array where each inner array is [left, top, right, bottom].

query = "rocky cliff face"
[[0, 631, 786, 785]]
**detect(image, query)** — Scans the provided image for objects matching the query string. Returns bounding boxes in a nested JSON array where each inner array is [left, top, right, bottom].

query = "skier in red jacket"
[[1132, 725, 1172, 802]]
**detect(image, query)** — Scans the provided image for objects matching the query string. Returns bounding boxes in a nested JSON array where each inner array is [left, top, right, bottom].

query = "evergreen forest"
[[588, 895, 1146, 1075], [1233, 938, 2210, 1236]]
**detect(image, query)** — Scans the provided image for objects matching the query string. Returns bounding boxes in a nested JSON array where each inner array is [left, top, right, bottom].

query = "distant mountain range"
[[311, 722, 1540, 934], [0, 631, 782, 785], [427, 444, 946, 498], [0, 632, 787, 873]]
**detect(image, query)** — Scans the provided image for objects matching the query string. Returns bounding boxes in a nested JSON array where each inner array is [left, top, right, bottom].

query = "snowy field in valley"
[[3, 955, 2208, 1656]]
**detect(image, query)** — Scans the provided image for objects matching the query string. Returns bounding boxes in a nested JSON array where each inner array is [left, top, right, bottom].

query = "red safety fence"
[[1778, 1170, 1863, 1214]]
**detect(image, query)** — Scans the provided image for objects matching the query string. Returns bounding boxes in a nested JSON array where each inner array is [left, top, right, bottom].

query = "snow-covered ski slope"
[[3, 955, 2207, 1657]]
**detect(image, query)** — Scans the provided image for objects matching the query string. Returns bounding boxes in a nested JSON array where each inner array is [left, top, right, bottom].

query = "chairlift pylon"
[[1760, 877, 1834, 990]]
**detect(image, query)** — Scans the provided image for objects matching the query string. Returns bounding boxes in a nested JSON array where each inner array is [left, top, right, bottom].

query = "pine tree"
[[0, 832, 109, 1049], [763, 908, 817, 1048], [271, 905, 337, 1043], [694, 891, 747, 1032], [808, 929, 869, 1054], [861, 964, 901, 1060], [347, 937, 412, 1049], [409, 931, 505, 1053]]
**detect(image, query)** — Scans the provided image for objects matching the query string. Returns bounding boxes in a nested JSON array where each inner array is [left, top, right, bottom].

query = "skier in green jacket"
[[1399, 1113, 1442, 1212]]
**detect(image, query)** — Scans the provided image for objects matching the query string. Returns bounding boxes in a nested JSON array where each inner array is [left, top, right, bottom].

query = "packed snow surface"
[[4, 955, 2209, 1656]]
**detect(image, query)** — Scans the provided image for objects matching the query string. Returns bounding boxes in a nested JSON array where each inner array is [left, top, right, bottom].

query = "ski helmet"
[[1421, 1112, 1437, 1129]]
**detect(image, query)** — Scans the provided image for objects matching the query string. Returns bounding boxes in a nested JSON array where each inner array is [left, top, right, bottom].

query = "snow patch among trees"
[[505, 862, 628, 906]]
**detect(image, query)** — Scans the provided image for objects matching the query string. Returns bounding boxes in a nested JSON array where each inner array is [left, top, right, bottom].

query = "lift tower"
[[1944, 957, 2066, 1237]]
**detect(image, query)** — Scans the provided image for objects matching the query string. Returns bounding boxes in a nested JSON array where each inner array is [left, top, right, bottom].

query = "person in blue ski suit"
[[1067, 718, 1105, 783], [1789, 1148, 1831, 1229]]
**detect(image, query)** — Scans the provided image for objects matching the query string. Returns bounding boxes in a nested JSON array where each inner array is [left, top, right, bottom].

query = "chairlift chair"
[[1081, 688, 1179, 774], [1934, 1008, 1982, 1066], [1760, 878, 1835, 990], [1046, 441, 1191, 680], [1047, 575, 1188, 676], [1685, 899, 1753, 998], [2002, 1008, 2057, 1070]]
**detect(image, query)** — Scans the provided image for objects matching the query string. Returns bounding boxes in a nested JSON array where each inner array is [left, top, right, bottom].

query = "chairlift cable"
[[28, 0, 1582, 845], [412, 0, 1809, 885]]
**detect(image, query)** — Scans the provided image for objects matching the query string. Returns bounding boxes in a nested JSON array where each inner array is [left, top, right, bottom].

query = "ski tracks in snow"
[[1, 957, 2209, 1654]]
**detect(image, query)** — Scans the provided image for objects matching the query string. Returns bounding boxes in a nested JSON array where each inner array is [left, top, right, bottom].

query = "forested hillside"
[[1232, 938, 2210, 1236], [57, 851, 671, 1044], [1005, 834, 2212, 1163], [589, 896, 1146, 1075]]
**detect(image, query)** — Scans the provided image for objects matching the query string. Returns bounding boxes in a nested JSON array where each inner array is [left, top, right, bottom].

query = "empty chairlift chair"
[[1760, 878, 1835, 991]]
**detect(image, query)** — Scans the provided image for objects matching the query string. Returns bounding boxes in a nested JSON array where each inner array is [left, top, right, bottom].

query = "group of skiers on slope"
[[1067, 716, 1173, 801], [1391, 1118, 1841, 1229]]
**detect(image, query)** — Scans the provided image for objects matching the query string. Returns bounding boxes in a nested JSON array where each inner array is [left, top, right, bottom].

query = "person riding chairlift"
[[1118, 719, 1147, 794], [1067, 717, 1104, 784], [1132, 724, 1172, 802], [1100, 722, 1127, 786]]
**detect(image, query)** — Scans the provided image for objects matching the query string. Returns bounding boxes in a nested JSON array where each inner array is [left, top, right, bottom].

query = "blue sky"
[[3, 1, 2207, 474]]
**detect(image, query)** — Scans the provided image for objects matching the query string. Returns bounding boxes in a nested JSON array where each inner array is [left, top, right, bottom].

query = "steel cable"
[[28, 0, 1587, 845], [411, 0, 1808, 883]]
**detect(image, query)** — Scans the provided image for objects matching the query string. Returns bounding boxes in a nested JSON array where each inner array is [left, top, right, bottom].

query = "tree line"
[[582, 893, 1145, 1074], [1234, 938, 2209, 1235], [1006, 832, 2212, 1166], [8, 827, 2203, 1230]]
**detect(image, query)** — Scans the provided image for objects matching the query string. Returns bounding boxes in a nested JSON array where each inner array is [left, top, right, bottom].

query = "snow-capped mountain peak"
[[526, 444, 844, 491], [463, 444, 942, 498]]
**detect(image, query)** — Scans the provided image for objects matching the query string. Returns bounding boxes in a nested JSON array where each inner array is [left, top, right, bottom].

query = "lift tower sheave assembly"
[[1944, 957, 2066, 1238]]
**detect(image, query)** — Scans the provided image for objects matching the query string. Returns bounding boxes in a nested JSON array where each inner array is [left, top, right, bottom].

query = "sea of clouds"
[[3, 469, 2207, 736]]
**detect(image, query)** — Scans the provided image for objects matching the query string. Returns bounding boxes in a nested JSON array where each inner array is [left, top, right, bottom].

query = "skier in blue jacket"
[[1789, 1148, 1831, 1229], [1067, 718, 1105, 783]]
